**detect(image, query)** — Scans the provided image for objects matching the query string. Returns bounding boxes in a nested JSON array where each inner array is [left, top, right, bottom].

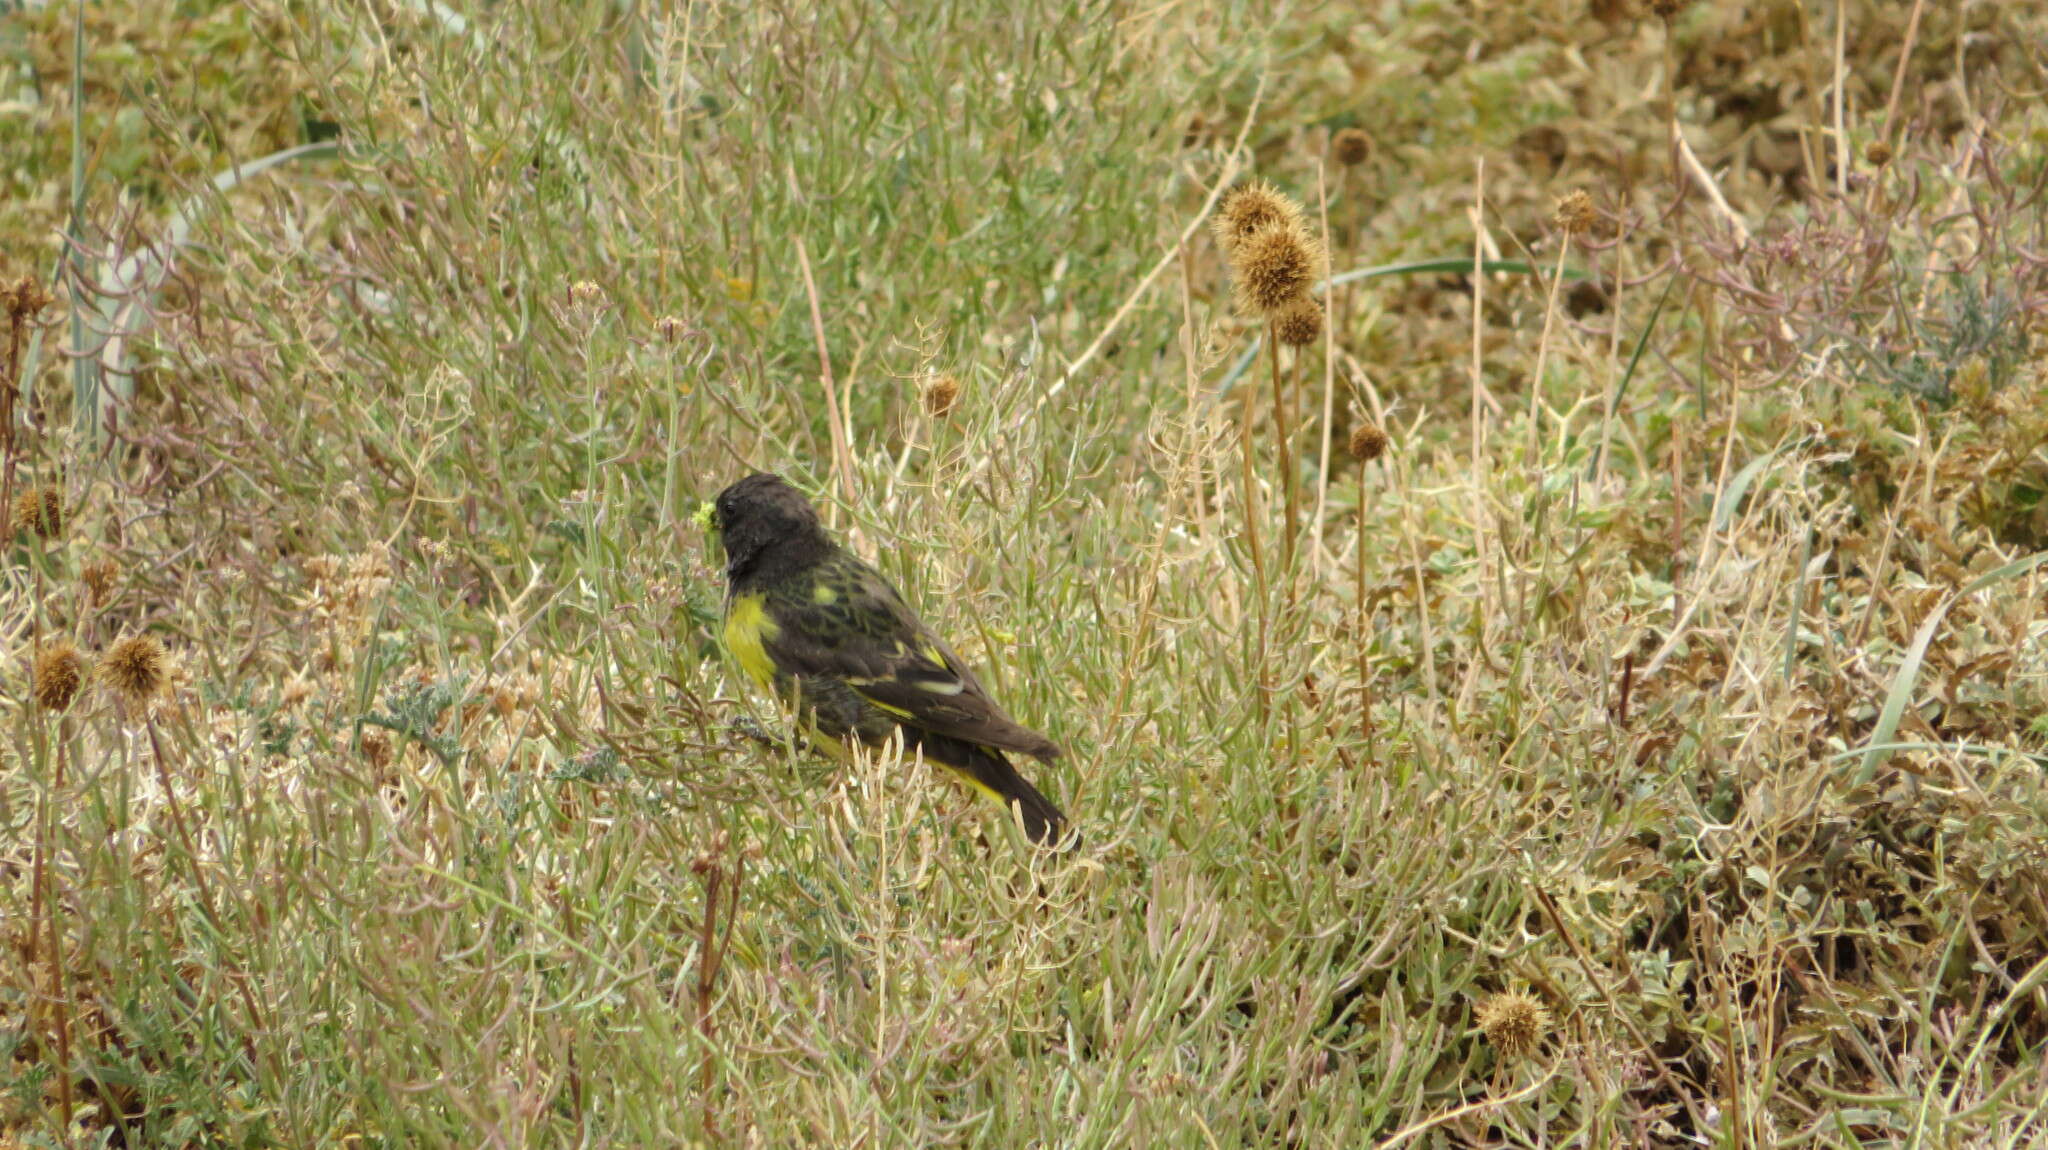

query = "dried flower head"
[[1865, 140, 1893, 168], [1647, 0, 1685, 17], [11, 485, 62, 539], [5, 275, 55, 321], [362, 728, 394, 765], [691, 828, 733, 875], [653, 315, 692, 343], [1273, 296, 1325, 347], [1553, 189, 1597, 236], [922, 373, 962, 418], [1475, 990, 1551, 1059], [80, 558, 119, 605], [279, 675, 317, 709], [1230, 224, 1324, 317], [1348, 421, 1390, 463], [32, 642, 86, 712], [1212, 180, 1305, 253], [1331, 128, 1373, 167], [568, 280, 605, 306], [101, 635, 168, 709]]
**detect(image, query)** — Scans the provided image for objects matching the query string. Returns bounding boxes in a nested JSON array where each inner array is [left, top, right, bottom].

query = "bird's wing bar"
[[842, 634, 1061, 761], [762, 564, 1061, 761]]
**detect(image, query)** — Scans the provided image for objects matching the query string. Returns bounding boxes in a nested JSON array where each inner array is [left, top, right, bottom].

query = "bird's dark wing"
[[762, 550, 1061, 761]]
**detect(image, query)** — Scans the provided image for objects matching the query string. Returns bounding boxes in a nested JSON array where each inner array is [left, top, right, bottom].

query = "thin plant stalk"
[[695, 848, 739, 1138], [1356, 474, 1373, 768], [42, 738, 77, 1134], [795, 236, 855, 513], [1238, 376, 1269, 711], [1268, 322, 1296, 572], [1525, 233, 1573, 468], [22, 560, 75, 1133], [1312, 161, 1339, 573], [1665, 22, 1679, 177], [1464, 159, 1490, 719], [143, 717, 308, 1145], [1832, 0, 1849, 197], [69, 0, 94, 439], [662, 368, 684, 534], [27, 687, 77, 1131], [1, 288, 32, 568]]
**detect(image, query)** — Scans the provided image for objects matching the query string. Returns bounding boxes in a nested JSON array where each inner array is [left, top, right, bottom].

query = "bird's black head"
[[712, 472, 833, 587]]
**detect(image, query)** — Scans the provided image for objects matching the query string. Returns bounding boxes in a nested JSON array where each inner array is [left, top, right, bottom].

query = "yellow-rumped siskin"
[[706, 473, 1073, 848]]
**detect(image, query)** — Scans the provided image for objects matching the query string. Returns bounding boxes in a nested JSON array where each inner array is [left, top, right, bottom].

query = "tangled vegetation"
[[3, 0, 2047, 1145]]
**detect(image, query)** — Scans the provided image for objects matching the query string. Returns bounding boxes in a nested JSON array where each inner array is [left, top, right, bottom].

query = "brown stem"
[[2, 308, 24, 553], [695, 849, 740, 1137], [146, 718, 223, 927], [4, 311, 21, 458]]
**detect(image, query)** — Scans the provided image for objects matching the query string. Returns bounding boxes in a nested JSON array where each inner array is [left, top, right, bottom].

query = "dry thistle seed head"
[[1274, 296, 1325, 347], [32, 642, 87, 712], [279, 676, 316, 708], [691, 827, 732, 874], [1553, 189, 1597, 236], [1331, 128, 1373, 167], [359, 729, 394, 772], [1475, 990, 1551, 1059], [11, 485, 62, 539], [921, 373, 962, 418], [1213, 180, 1305, 253], [80, 558, 119, 605], [101, 635, 168, 709], [1865, 140, 1894, 167], [1230, 224, 1324, 317], [5, 274, 55, 320], [1348, 421, 1390, 462]]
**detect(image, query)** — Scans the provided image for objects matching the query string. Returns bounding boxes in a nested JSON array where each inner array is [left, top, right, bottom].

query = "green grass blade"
[[1856, 553, 2048, 784], [1589, 272, 1680, 477], [1853, 596, 1951, 787]]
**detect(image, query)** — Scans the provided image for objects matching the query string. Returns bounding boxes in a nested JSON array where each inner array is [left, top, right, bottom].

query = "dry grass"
[[4, 0, 2048, 1145]]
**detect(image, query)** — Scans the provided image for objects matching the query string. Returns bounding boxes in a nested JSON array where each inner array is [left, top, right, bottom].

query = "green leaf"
[[1853, 596, 1951, 787]]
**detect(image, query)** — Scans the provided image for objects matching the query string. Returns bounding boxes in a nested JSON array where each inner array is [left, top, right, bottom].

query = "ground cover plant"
[[4, 0, 2048, 1144]]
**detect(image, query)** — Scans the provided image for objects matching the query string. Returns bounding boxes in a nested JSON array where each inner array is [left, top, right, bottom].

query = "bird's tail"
[[912, 732, 1073, 849]]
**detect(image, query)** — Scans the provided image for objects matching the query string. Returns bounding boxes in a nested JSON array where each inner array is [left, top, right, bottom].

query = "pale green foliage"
[[5, 0, 2048, 1147]]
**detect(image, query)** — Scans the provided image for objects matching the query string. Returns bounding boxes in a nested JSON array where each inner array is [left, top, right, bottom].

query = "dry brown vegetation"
[[4, 0, 2048, 1145]]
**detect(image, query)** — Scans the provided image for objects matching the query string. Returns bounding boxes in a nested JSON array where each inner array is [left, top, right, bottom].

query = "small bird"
[[706, 473, 1072, 847]]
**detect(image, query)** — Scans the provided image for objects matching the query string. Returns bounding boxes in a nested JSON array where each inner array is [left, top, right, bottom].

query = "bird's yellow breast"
[[722, 592, 779, 687]]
